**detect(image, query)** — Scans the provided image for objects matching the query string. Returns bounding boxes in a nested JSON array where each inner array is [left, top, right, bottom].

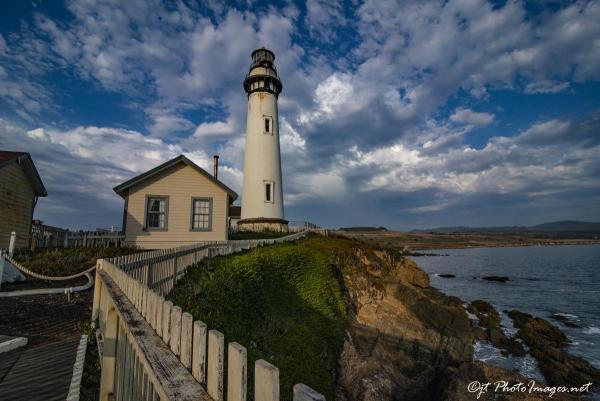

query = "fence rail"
[[93, 230, 326, 401]]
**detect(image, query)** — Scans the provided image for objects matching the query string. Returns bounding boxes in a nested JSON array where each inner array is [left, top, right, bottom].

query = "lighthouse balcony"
[[243, 74, 282, 97]]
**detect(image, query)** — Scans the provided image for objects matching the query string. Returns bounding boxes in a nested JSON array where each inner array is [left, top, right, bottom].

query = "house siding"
[[0, 162, 35, 250], [124, 163, 229, 249]]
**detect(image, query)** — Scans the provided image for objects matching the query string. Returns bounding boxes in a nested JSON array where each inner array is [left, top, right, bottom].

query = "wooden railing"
[[92, 231, 326, 401]]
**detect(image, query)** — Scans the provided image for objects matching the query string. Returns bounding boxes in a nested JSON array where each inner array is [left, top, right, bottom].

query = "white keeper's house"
[[114, 47, 287, 248]]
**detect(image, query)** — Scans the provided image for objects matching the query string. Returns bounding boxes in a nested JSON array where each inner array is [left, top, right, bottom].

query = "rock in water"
[[443, 361, 585, 401], [481, 276, 510, 283], [468, 300, 525, 357], [551, 313, 582, 328], [507, 309, 600, 390]]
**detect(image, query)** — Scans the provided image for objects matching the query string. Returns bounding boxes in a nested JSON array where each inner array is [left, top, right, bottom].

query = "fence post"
[[255, 360, 279, 401], [155, 296, 164, 337], [180, 312, 193, 369], [227, 342, 247, 401], [172, 253, 179, 290], [0, 251, 5, 292], [170, 306, 182, 355], [147, 291, 155, 328], [208, 330, 225, 401], [8, 232, 16, 257], [162, 301, 173, 344], [147, 262, 155, 289], [91, 260, 104, 325], [192, 320, 208, 383], [99, 308, 118, 401], [293, 384, 325, 401], [142, 286, 149, 318]]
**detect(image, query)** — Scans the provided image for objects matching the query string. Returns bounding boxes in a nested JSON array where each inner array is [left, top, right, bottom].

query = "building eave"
[[113, 154, 238, 201]]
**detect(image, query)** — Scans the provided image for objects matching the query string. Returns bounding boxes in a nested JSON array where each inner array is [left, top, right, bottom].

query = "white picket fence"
[[92, 231, 326, 401]]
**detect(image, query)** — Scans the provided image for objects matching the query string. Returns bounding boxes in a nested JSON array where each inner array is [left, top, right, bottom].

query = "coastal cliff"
[[332, 239, 599, 400], [169, 233, 598, 400]]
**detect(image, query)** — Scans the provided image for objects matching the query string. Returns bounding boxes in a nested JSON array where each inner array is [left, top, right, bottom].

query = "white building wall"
[[240, 90, 284, 220]]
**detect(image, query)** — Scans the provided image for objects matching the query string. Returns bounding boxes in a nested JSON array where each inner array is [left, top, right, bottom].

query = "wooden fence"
[[30, 225, 125, 250], [92, 231, 326, 401], [65, 231, 125, 248]]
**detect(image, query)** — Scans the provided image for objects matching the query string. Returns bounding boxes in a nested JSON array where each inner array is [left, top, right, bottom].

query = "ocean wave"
[[585, 326, 600, 335], [554, 312, 579, 319], [473, 341, 545, 382]]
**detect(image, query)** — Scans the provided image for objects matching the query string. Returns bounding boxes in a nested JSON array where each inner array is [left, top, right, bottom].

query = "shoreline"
[[411, 239, 600, 252], [335, 230, 600, 251]]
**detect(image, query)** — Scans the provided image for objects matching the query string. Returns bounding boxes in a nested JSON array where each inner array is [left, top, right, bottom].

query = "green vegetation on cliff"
[[168, 234, 348, 400]]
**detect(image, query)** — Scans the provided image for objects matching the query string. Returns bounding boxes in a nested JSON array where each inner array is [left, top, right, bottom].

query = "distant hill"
[[339, 226, 388, 232], [411, 220, 600, 233]]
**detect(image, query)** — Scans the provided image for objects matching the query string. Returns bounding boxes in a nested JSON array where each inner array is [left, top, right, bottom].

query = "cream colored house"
[[0, 151, 47, 251], [113, 155, 238, 249]]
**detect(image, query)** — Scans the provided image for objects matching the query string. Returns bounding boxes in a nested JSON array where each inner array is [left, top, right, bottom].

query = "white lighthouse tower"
[[238, 47, 288, 232]]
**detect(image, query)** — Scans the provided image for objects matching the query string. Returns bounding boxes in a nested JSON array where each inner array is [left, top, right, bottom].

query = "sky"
[[0, 0, 599, 230]]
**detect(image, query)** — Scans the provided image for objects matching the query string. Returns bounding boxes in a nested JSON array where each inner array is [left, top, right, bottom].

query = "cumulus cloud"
[[450, 108, 495, 127], [305, 0, 349, 43], [0, 118, 242, 228], [524, 80, 571, 94]]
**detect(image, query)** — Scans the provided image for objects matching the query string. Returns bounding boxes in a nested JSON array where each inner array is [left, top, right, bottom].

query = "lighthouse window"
[[264, 181, 274, 203], [263, 116, 272, 134]]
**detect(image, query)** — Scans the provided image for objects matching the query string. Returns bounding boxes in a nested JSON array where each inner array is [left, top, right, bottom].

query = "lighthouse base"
[[237, 217, 289, 233]]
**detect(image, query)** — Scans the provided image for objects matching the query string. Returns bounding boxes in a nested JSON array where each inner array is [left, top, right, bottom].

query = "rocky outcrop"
[[468, 300, 525, 357], [443, 361, 585, 401], [336, 246, 475, 401], [507, 310, 600, 390], [333, 243, 597, 401]]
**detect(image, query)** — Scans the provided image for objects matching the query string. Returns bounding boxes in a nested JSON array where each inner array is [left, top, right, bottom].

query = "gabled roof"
[[113, 154, 238, 200], [0, 151, 48, 196]]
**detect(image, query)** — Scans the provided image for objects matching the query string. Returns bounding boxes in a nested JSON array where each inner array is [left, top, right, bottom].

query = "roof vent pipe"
[[213, 155, 219, 179]]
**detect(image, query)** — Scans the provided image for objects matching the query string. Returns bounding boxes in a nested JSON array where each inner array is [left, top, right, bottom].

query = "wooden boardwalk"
[[0, 337, 84, 401]]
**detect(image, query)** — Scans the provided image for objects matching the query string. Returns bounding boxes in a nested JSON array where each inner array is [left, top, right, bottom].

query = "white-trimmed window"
[[146, 196, 168, 230], [263, 115, 273, 134], [264, 181, 274, 203], [191, 198, 212, 231]]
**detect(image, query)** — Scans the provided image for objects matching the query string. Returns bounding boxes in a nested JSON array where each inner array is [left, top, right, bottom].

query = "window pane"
[[265, 118, 270, 132], [265, 183, 271, 201], [192, 199, 210, 229], [149, 198, 165, 212], [147, 214, 158, 228]]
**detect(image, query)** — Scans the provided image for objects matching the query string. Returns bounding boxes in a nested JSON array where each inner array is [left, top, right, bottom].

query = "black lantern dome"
[[243, 47, 282, 97]]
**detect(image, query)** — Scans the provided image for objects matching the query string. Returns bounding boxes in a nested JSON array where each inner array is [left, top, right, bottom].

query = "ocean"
[[413, 244, 600, 381]]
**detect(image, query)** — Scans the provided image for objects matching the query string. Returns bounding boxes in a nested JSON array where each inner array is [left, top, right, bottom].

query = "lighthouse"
[[238, 47, 288, 232]]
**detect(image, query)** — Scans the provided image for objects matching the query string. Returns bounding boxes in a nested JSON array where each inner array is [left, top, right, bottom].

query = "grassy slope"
[[168, 234, 348, 401]]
